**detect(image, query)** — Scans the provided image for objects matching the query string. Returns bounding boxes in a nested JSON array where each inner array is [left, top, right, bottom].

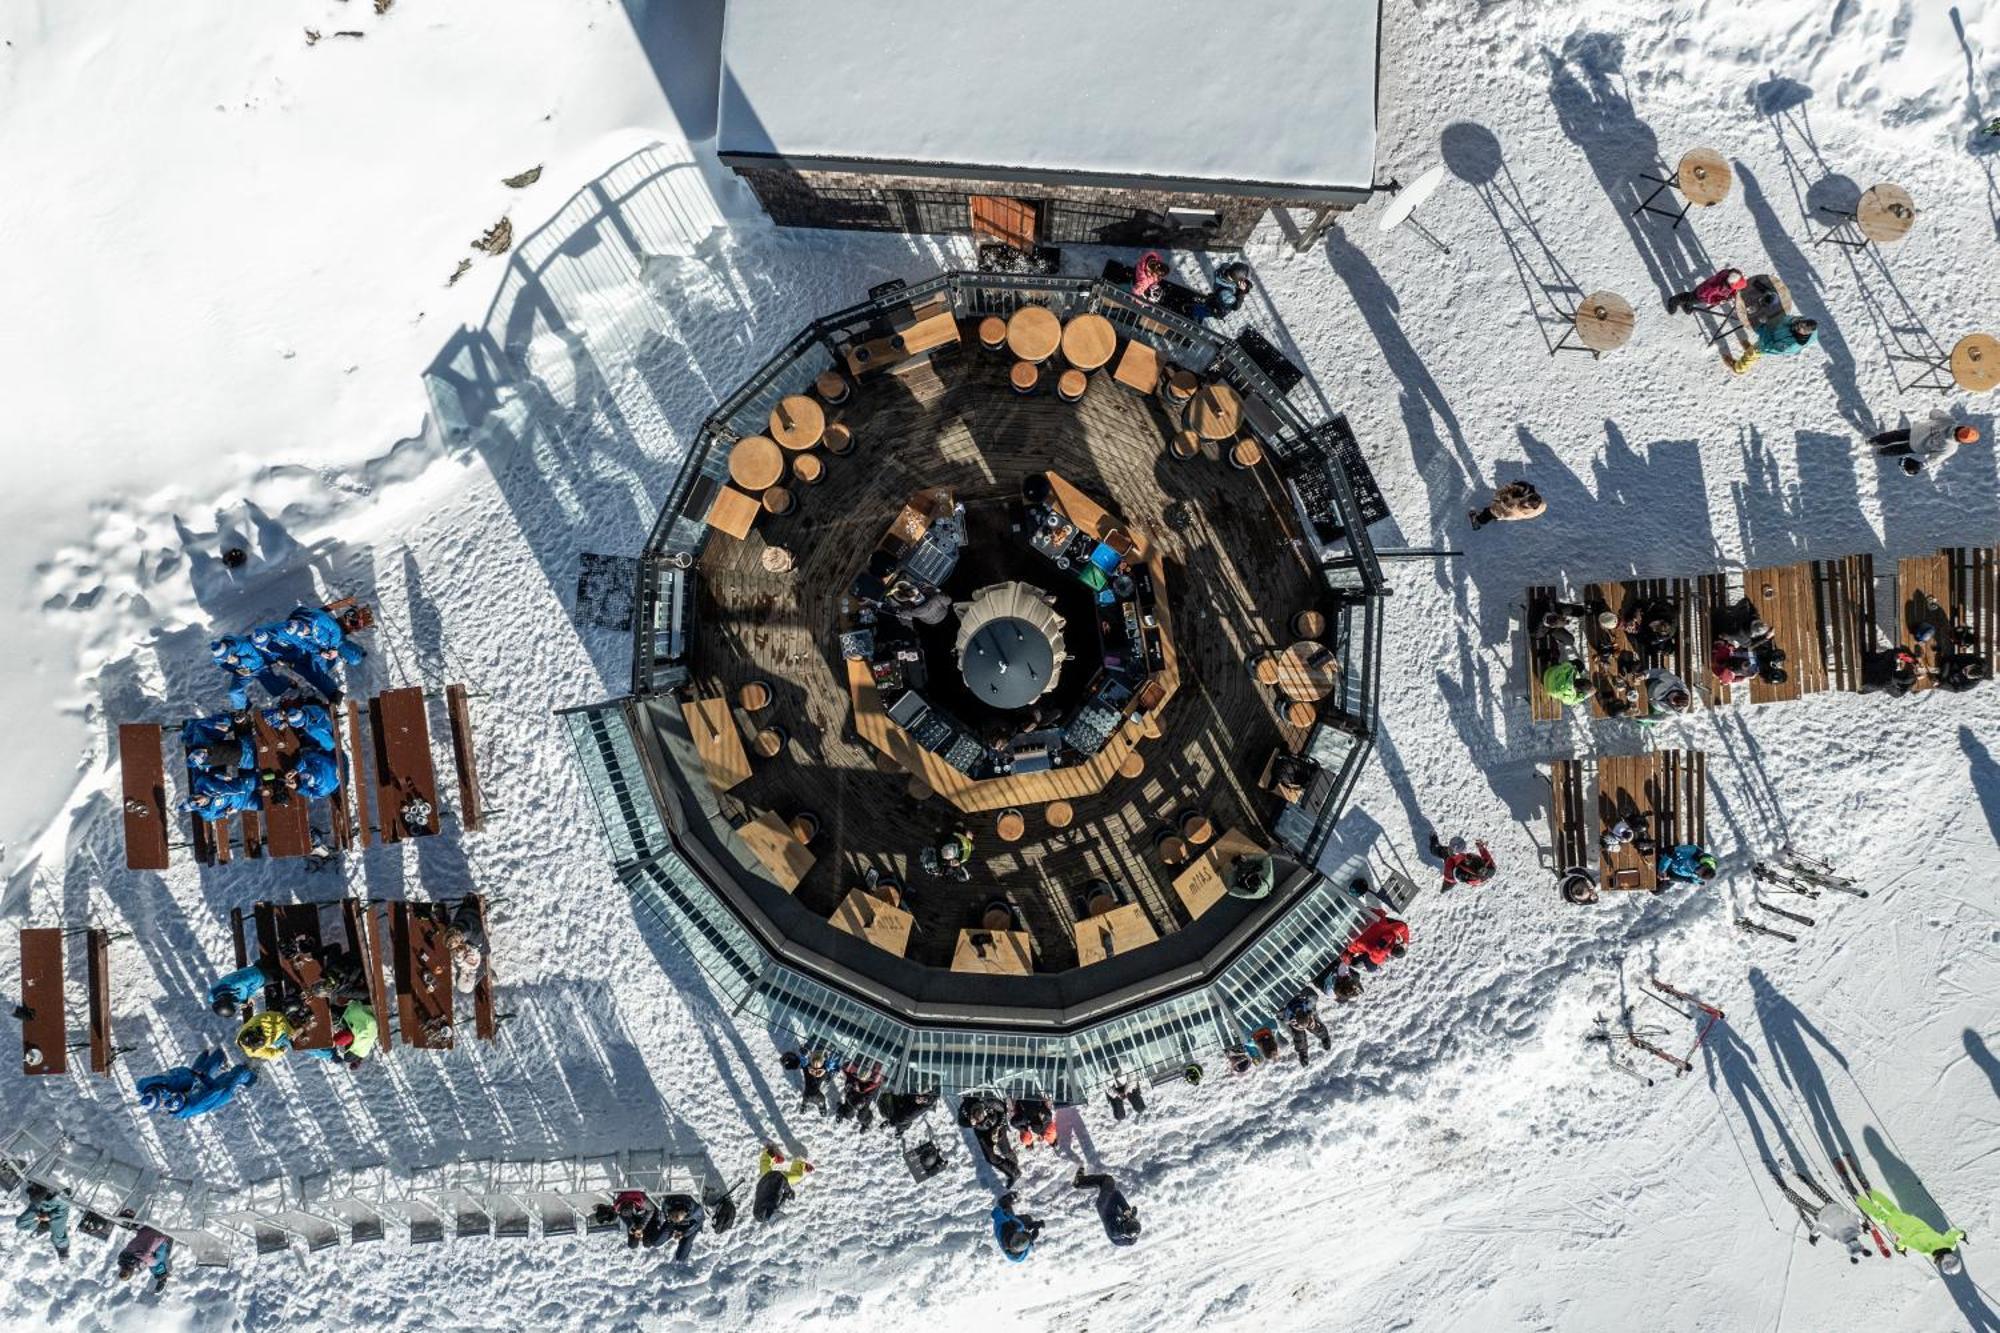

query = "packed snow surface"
[[2, 0, 1998, 1330]]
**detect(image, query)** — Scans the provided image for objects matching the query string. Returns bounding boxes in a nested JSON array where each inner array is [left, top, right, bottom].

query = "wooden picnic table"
[[1898, 552, 1955, 692], [829, 888, 913, 956], [1072, 903, 1159, 966], [1951, 333, 2000, 393], [1187, 383, 1242, 440], [85, 929, 112, 1074], [1060, 313, 1116, 371], [682, 697, 751, 793], [1273, 640, 1339, 701], [1584, 582, 1649, 719], [951, 927, 1034, 975], [19, 928, 65, 1075], [1596, 755, 1658, 892], [119, 723, 170, 871], [1170, 827, 1264, 921], [387, 901, 455, 1049], [1676, 148, 1732, 206], [1743, 562, 1828, 703], [259, 902, 335, 1049], [254, 708, 314, 859], [768, 396, 825, 451], [1006, 305, 1061, 362], [371, 687, 441, 841], [727, 436, 784, 491], [738, 810, 815, 892], [445, 683, 484, 833], [1856, 184, 1917, 245]]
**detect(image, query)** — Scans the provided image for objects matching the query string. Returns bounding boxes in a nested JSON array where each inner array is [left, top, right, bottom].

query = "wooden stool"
[[753, 727, 786, 758], [1291, 610, 1326, 639], [815, 370, 849, 405], [982, 904, 1014, 931], [793, 453, 824, 485], [907, 775, 933, 802], [996, 809, 1025, 842], [1179, 812, 1214, 846], [979, 316, 1008, 352], [790, 813, 819, 844], [1285, 700, 1317, 728], [822, 422, 854, 456], [873, 750, 902, 775], [739, 681, 772, 711], [1085, 885, 1118, 917], [872, 880, 902, 907], [1156, 833, 1189, 866], [1010, 361, 1039, 394], [1229, 438, 1264, 470], [1170, 429, 1201, 460], [1252, 654, 1281, 686], [1057, 368, 1087, 402], [1118, 751, 1145, 780], [1045, 800, 1074, 830], [762, 487, 796, 517], [1165, 369, 1198, 403]]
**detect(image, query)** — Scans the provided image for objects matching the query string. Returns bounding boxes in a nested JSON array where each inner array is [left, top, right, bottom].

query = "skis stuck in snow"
[[1588, 978, 1724, 1083]]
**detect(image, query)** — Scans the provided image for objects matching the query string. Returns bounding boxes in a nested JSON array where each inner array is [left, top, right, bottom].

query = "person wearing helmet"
[[1665, 266, 1747, 315], [206, 960, 275, 1017], [1853, 1186, 1966, 1271], [1871, 411, 1979, 474], [750, 1144, 813, 1224], [235, 1010, 294, 1061], [115, 1225, 174, 1292], [1656, 843, 1718, 887], [1730, 316, 1818, 374], [1072, 1169, 1142, 1247], [991, 1192, 1044, 1261]]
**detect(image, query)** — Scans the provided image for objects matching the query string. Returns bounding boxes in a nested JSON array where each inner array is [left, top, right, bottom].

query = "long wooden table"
[[738, 810, 815, 892], [951, 927, 1035, 974], [372, 687, 441, 841], [257, 903, 335, 1049], [1073, 903, 1159, 967], [19, 928, 65, 1076], [829, 889, 913, 956], [844, 300, 961, 378], [119, 723, 170, 871], [1170, 828, 1264, 921], [1595, 755, 1659, 892], [386, 902, 455, 1050], [1898, 552, 1954, 692], [1583, 581, 1650, 718], [1743, 562, 1828, 703]]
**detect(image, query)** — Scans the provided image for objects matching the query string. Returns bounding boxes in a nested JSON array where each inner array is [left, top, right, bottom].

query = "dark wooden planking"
[[118, 723, 170, 871], [86, 929, 113, 1074], [19, 928, 66, 1076], [371, 688, 440, 844], [467, 894, 496, 1041], [445, 684, 484, 833]]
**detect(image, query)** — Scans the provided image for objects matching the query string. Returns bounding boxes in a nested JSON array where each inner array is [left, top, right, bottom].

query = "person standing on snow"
[[1665, 267, 1747, 315], [991, 1192, 1044, 1262], [1468, 480, 1546, 529], [1730, 317, 1818, 374], [1343, 905, 1411, 970], [750, 1144, 813, 1224], [1071, 1169, 1142, 1247], [1428, 832, 1495, 891], [1284, 990, 1333, 1066], [1773, 1170, 1870, 1264], [646, 1195, 706, 1262], [1869, 411, 1979, 476], [115, 1225, 174, 1292]]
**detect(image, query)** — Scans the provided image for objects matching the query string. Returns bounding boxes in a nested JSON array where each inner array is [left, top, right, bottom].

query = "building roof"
[[716, 0, 1381, 198]]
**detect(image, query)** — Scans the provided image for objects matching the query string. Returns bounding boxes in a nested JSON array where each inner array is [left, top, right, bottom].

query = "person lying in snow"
[[14, 1185, 71, 1262], [1656, 844, 1718, 886], [958, 1094, 1022, 1187], [137, 1049, 258, 1119], [991, 1192, 1043, 1262], [751, 1144, 813, 1224], [878, 1088, 937, 1136], [782, 1050, 835, 1116], [115, 1225, 173, 1292], [1428, 832, 1494, 891], [1071, 1170, 1142, 1247]]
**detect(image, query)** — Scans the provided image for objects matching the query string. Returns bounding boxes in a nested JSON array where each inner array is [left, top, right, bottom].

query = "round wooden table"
[[996, 809, 1025, 842], [1006, 306, 1061, 362], [1010, 361, 1039, 394], [761, 486, 795, 516], [978, 316, 1008, 352], [1274, 640, 1340, 701], [728, 435, 784, 491], [769, 395, 825, 450], [739, 681, 771, 710], [822, 422, 854, 455], [1676, 148, 1732, 207], [1086, 887, 1118, 917], [1951, 333, 2000, 393], [1157, 834, 1188, 866], [793, 453, 824, 485], [1057, 368, 1088, 402], [1188, 383, 1242, 440], [872, 750, 902, 775], [1856, 184, 1917, 245], [1061, 313, 1117, 371], [1572, 292, 1636, 355], [1228, 438, 1263, 470], [759, 545, 794, 574], [907, 775, 933, 802], [1045, 800, 1073, 829], [1251, 653, 1281, 686], [814, 370, 848, 404]]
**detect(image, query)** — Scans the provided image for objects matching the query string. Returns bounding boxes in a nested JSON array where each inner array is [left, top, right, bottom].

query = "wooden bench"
[[1596, 754, 1659, 892], [1693, 573, 1733, 705], [86, 928, 114, 1074], [370, 687, 440, 842], [1742, 561, 1828, 704], [464, 894, 497, 1041], [346, 700, 374, 849], [1949, 544, 2000, 669], [1583, 581, 1648, 718], [1546, 759, 1591, 880], [1658, 749, 1707, 850], [1814, 554, 1877, 693], [119, 724, 170, 871], [843, 300, 960, 379], [384, 902, 455, 1050], [1897, 551, 1955, 692], [345, 898, 393, 1054], [1526, 586, 1564, 722], [19, 928, 66, 1076], [445, 684, 485, 833]]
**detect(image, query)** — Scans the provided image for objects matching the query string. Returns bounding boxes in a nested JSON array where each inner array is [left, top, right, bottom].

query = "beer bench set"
[[1543, 750, 1707, 901], [228, 895, 498, 1051], [118, 682, 486, 871], [16, 927, 127, 1077]]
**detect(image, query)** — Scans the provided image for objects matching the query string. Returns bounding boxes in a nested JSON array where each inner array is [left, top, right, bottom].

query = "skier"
[[13, 1184, 70, 1262], [1851, 1187, 1966, 1272], [991, 1192, 1044, 1262], [115, 1225, 174, 1292], [647, 1194, 705, 1262], [1010, 1093, 1059, 1148], [1656, 843, 1718, 886], [1730, 316, 1819, 375], [1664, 267, 1747, 315], [1284, 989, 1332, 1066], [1870, 414, 1979, 477], [611, 1190, 659, 1250], [235, 1009, 295, 1061], [137, 1048, 258, 1119], [750, 1144, 813, 1224], [835, 1061, 885, 1131], [1773, 1169, 1869, 1264], [1071, 1169, 1142, 1247], [208, 960, 275, 1017], [879, 1087, 938, 1135], [1468, 480, 1546, 529], [1428, 832, 1495, 891], [1343, 904, 1411, 969]]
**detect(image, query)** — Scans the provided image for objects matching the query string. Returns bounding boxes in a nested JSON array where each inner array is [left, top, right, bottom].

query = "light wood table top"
[[830, 888, 913, 956], [1676, 148, 1732, 206], [1073, 903, 1159, 966], [1274, 640, 1340, 701], [1857, 184, 1917, 245], [682, 697, 750, 792], [738, 809, 815, 891], [705, 485, 760, 540], [845, 301, 961, 377], [769, 395, 825, 450], [1572, 292, 1636, 353], [1113, 340, 1161, 393], [952, 927, 1034, 975], [1951, 333, 1999, 392], [728, 435, 784, 490], [1188, 382, 1242, 440], [1171, 827, 1265, 920], [1061, 313, 1117, 370], [1007, 305, 1062, 362]]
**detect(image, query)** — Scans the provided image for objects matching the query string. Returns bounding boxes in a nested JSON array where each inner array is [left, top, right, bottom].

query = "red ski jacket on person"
[[1344, 908, 1411, 965], [1694, 269, 1745, 306], [1441, 842, 1494, 890]]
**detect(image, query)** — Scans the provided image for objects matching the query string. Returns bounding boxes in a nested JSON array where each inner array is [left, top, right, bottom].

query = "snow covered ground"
[[2, 1, 1997, 1330]]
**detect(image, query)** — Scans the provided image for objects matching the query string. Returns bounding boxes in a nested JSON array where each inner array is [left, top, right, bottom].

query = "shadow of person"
[[1968, 1030, 2000, 1104], [1701, 1010, 1808, 1174], [1860, 1125, 1959, 1243], [1961, 727, 2000, 847], [1748, 968, 1858, 1167]]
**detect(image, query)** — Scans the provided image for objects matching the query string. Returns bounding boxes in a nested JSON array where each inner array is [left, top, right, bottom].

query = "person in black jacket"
[[645, 1194, 705, 1262], [786, 1050, 836, 1117], [751, 1144, 812, 1223], [610, 1190, 658, 1250], [878, 1088, 937, 1134], [958, 1094, 1021, 1187], [1072, 1169, 1141, 1246], [836, 1061, 886, 1132]]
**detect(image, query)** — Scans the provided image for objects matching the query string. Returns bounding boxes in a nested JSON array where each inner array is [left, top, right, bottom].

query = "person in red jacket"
[[1344, 906, 1411, 970], [1665, 267, 1746, 315], [1428, 832, 1494, 891]]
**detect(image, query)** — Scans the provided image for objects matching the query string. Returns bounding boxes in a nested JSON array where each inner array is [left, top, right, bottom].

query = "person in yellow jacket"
[[235, 1011, 294, 1061]]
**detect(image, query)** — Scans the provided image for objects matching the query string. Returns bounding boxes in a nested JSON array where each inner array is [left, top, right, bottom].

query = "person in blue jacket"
[[178, 775, 261, 823], [281, 747, 341, 799], [213, 636, 288, 710], [253, 607, 365, 699], [1656, 843, 1718, 886], [991, 1192, 1043, 1261], [137, 1049, 257, 1119], [266, 703, 337, 751], [646, 1195, 706, 1262], [207, 961, 273, 1016], [186, 732, 255, 780], [181, 712, 237, 748], [14, 1184, 70, 1261]]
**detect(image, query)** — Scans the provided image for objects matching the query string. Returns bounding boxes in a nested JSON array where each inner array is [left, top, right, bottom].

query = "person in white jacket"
[[1870, 411, 1980, 474], [1773, 1168, 1871, 1263]]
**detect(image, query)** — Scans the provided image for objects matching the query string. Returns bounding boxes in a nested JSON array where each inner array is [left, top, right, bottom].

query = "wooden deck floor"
[[688, 342, 1331, 970]]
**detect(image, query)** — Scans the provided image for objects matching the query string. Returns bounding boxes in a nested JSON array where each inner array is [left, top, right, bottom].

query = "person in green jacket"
[[312, 1001, 378, 1070], [1856, 1189, 1966, 1272], [1542, 660, 1590, 707]]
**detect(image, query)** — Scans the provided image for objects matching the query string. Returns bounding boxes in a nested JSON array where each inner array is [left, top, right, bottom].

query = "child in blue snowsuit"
[[212, 636, 289, 710], [1657, 843, 1717, 886], [207, 961, 273, 1016], [284, 748, 341, 799], [264, 704, 336, 752], [179, 773, 261, 822], [137, 1048, 257, 1119], [252, 607, 362, 701]]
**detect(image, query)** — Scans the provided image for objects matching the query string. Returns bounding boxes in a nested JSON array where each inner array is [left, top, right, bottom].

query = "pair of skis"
[[1741, 850, 1867, 941], [1587, 977, 1724, 1083], [1831, 1152, 1895, 1259]]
